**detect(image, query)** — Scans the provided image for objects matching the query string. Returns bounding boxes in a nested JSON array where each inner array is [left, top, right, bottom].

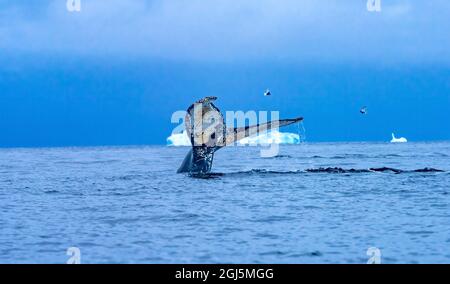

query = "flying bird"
[[360, 106, 368, 114], [263, 89, 271, 96]]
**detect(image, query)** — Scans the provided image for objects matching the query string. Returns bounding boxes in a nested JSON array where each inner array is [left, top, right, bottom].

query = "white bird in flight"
[[360, 106, 368, 114]]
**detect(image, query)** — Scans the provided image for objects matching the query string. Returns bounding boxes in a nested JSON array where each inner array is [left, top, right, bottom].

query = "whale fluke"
[[177, 97, 303, 174], [224, 118, 303, 146]]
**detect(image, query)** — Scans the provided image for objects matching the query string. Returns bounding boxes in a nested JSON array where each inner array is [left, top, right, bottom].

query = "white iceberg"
[[390, 133, 407, 143], [238, 130, 300, 145], [166, 130, 300, 146], [167, 131, 191, 146]]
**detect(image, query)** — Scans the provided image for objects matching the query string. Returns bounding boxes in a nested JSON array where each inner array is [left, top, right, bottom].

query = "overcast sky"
[[1, 0, 450, 64]]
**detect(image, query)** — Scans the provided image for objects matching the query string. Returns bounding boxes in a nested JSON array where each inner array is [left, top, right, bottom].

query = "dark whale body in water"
[[177, 97, 303, 174]]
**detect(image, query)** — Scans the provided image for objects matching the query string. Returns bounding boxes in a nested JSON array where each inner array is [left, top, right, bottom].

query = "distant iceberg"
[[167, 130, 300, 146], [167, 131, 191, 146], [239, 130, 300, 145], [390, 133, 407, 143]]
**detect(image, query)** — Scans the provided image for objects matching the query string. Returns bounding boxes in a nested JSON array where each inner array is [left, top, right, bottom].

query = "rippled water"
[[1, 142, 449, 263]]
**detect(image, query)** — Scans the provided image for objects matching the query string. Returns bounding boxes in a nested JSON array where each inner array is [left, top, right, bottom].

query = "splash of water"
[[297, 121, 306, 143]]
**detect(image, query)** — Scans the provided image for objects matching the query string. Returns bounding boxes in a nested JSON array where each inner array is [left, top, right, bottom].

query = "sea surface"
[[0, 142, 449, 264]]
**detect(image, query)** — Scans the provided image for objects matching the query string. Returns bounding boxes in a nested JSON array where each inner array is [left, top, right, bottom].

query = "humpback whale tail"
[[177, 97, 303, 174]]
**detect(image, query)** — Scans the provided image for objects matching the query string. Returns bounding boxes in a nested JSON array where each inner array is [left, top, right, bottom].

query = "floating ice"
[[166, 130, 300, 146], [390, 133, 407, 143], [167, 131, 191, 146], [238, 130, 300, 145]]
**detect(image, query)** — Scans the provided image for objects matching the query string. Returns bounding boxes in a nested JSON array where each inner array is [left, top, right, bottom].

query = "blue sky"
[[1, 0, 449, 146]]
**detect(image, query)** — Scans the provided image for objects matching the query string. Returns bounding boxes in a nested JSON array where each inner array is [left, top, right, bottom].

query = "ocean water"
[[0, 142, 449, 264]]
